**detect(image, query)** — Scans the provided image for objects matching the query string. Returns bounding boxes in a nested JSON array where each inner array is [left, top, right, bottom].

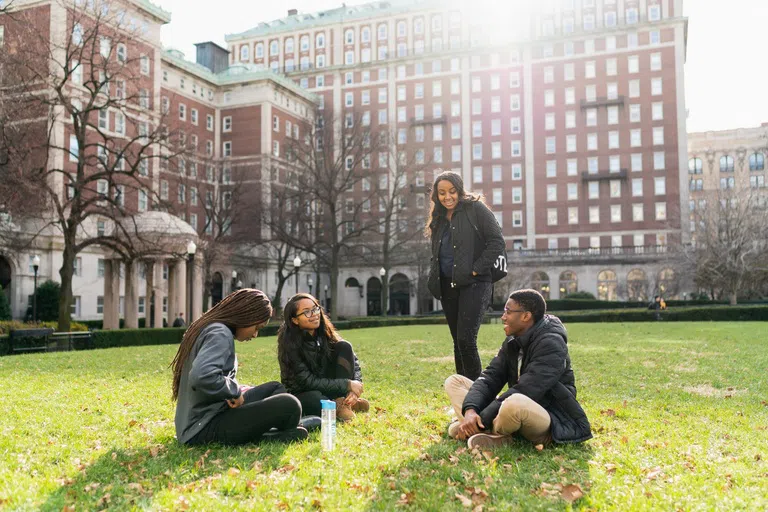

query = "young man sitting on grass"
[[444, 289, 592, 450]]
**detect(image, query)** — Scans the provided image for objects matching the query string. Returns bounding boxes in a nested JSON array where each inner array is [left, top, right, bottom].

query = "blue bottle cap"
[[320, 399, 336, 410]]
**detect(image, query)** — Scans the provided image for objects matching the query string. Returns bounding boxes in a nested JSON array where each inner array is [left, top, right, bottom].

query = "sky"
[[155, 0, 768, 133]]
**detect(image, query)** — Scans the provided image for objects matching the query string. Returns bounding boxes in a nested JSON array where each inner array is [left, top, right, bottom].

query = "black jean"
[[188, 381, 302, 445], [294, 341, 355, 417], [441, 277, 492, 380]]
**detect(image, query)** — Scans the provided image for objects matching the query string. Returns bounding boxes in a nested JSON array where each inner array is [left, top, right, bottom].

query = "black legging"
[[188, 381, 301, 445], [294, 341, 355, 417], [441, 276, 492, 380]]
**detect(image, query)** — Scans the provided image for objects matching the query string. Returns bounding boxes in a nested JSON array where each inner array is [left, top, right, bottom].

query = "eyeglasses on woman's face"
[[295, 305, 322, 319]]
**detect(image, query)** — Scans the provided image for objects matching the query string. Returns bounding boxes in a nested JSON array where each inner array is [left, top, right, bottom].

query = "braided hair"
[[170, 288, 272, 400]]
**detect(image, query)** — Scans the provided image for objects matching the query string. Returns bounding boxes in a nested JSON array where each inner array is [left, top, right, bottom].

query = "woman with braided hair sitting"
[[171, 289, 307, 445]]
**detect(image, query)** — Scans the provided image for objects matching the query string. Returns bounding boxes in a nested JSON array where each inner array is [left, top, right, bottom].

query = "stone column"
[[176, 258, 187, 322], [191, 254, 203, 322], [124, 260, 138, 329], [144, 260, 154, 328], [103, 259, 120, 330], [168, 259, 179, 324], [153, 261, 164, 328]]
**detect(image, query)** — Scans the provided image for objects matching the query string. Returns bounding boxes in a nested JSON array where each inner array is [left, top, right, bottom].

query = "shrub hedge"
[[2, 306, 765, 355], [0, 320, 88, 335]]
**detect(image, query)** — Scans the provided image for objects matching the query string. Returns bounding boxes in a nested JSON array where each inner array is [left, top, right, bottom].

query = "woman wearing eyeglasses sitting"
[[277, 293, 369, 422]]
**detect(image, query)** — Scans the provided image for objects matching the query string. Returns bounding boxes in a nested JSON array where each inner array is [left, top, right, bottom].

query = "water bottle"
[[320, 399, 336, 451]]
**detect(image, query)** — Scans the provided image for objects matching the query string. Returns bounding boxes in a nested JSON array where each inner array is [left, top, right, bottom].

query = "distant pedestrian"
[[172, 312, 186, 328]]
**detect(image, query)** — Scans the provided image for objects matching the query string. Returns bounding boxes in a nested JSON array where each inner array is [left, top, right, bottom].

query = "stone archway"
[[211, 272, 224, 306], [0, 256, 12, 315], [366, 277, 381, 316], [389, 273, 410, 315]]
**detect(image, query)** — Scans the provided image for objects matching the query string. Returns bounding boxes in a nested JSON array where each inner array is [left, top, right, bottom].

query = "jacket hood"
[[517, 314, 568, 349]]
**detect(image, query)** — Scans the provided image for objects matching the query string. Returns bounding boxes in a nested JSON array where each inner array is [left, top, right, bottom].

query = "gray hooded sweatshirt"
[[174, 322, 242, 444]]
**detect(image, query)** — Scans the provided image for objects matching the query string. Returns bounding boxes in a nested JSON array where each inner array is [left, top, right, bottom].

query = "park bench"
[[7, 329, 92, 354]]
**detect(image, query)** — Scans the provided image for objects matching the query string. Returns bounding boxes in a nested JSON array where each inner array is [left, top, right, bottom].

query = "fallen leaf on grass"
[[176, 496, 190, 510], [127, 483, 146, 494], [561, 483, 584, 503], [245, 480, 259, 491], [128, 420, 137, 427], [397, 492, 415, 506], [604, 463, 617, 474], [311, 498, 323, 509], [755, 454, 762, 461], [600, 409, 616, 417], [96, 493, 111, 507], [455, 493, 473, 507], [62, 506, 75, 512], [228, 468, 241, 477], [621, 436, 629, 444], [148, 446, 160, 458], [84, 482, 100, 493], [644, 467, 664, 481]]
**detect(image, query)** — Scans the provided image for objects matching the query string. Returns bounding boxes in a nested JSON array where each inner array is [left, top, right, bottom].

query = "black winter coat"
[[462, 315, 592, 444], [427, 200, 505, 300], [280, 331, 362, 397]]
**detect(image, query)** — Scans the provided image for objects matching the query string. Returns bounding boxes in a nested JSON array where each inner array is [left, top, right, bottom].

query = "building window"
[[749, 152, 765, 171]]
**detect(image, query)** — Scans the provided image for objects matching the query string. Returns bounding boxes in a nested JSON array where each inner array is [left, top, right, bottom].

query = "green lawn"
[[1, 322, 766, 511]]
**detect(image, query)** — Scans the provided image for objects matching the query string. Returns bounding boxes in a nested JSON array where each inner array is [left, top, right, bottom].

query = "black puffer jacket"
[[280, 331, 362, 397], [462, 315, 592, 444], [427, 200, 505, 300]]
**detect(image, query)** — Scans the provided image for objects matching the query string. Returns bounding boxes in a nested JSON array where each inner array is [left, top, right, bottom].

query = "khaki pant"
[[444, 374, 552, 445]]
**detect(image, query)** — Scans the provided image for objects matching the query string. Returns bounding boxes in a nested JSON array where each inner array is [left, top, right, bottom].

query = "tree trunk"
[[330, 253, 339, 322], [729, 292, 738, 305], [57, 238, 76, 332]]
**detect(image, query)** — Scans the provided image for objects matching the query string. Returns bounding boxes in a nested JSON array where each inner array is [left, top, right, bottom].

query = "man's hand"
[[457, 409, 485, 440], [343, 391, 359, 407]]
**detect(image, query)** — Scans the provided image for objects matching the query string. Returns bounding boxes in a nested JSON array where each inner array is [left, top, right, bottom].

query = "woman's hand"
[[347, 380, 363, 396], [226, 394, 245, 408], [472, 271, 478, 276]]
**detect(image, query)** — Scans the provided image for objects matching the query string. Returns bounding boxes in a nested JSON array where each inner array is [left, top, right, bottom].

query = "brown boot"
[[351, 397, 369, 413], [334, 398, 356, 422]]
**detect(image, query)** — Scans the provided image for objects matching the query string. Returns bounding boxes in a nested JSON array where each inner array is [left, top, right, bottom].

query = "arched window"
[[255, 42, 264, 58], [378, 23, 387, 40], [315, 32, 325, 48], [345, 277, 360, 287], [239, 45, 249, 62], [719, 155, 734, 172], [300, 35, 309, 51], [269, 40, 279, 56], [413, 17, 424, 35], [285, 37, 294, 54], [597, 270, 617, 300], [626, 269, 648, 301], [345, 29, 354, 45], [688, 157, 702, 174], [361, 27, 371, 42], [657, 268, 677, 297], [397, 20, 406, 37], [559, 271, 578, 296], [531, 271, 550, 299], [749, 152, 765, 171]]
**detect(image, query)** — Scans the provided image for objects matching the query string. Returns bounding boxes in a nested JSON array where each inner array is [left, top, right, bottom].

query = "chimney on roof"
[[288, 8, 298, 15], [195, 42, 230, 74]]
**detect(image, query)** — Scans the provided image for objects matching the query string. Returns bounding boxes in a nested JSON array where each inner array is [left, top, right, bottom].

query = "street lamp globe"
[[308, 277, 313, 286], [231, 270, 237, 279], [32, 255, 41, 268], [293, 255, 302, 269], [379, 267, 386, 277], [186, 240, 197, 255]]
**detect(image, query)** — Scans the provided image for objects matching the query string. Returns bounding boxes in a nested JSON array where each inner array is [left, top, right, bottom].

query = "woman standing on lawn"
[[425, 170, 505, 380], [278, 293, 369, 422], [171, 288, 307, 445]]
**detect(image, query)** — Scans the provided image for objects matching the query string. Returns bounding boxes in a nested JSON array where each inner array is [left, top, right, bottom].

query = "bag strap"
[[465, 201, 482, 238]]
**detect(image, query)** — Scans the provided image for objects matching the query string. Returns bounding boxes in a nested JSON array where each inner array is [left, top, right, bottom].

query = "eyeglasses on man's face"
[[295, 305, 322, 319]]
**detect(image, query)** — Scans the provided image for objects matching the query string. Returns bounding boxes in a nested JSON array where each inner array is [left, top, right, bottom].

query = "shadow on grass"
[[40, 436, 294, 510], [364, 429, 595, 511]]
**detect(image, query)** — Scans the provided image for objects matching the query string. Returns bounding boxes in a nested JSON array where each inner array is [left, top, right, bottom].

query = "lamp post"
[[186, 241, 196, 322], [308, 277, 313, 296], [32, 255, 40, 323], [231, 270, 237, 292], [324, 284, 328, 311], [293, 255, 301, 295], [379, 267, 386, 316]]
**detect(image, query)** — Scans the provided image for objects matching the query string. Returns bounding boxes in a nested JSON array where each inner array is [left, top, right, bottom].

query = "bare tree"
[[684, 188, 768, 304], [282, 108, 377, 320], [0, 1, 182, 330], [369, 127, 432, 315]]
